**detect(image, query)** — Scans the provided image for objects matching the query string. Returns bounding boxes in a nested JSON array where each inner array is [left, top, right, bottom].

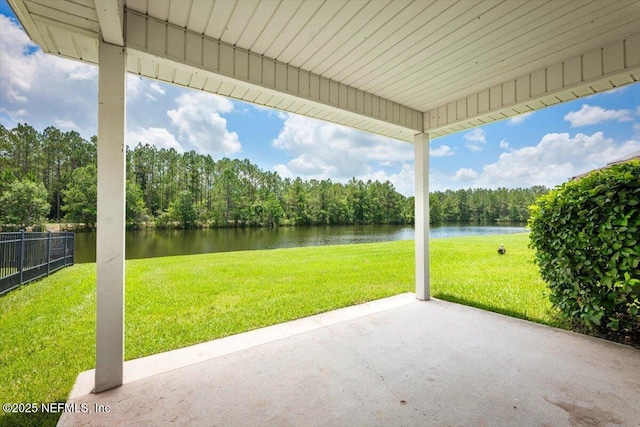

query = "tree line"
[[430, 186, 549, 223], [0, 123, 547, 230]]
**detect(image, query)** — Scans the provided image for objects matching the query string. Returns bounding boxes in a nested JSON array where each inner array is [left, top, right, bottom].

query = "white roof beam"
[[7, 0, 47, 48], [424, 33, 640, 138], [96, 0, 124, 46], [123, 9, 422, 139]]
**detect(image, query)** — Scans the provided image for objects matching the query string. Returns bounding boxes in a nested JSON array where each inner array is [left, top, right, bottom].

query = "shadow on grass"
[[437, 293, 640, 349], [434, 292, 568, 329]]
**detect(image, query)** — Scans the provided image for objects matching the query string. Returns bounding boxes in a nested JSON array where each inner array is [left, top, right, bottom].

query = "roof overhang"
[[7, 0, 640, 141]]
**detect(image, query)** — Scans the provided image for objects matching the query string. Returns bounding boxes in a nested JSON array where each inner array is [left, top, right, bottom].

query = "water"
[[430, 225, 527, 239], [73, 224, 527, 263]]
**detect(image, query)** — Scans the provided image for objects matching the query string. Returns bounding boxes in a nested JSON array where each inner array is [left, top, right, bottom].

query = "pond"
[[73, 224, 527, 263]]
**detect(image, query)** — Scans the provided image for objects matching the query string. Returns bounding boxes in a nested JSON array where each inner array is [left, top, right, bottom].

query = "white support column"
[[414, 133, 430, 300], [95, 40, 126, 393]]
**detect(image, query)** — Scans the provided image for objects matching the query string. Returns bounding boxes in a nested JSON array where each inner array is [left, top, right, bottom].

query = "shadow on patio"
[[59, 294, 640, 427]]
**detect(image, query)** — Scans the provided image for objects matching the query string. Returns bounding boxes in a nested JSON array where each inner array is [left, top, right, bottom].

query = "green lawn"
[[0, 233, 559, 426]]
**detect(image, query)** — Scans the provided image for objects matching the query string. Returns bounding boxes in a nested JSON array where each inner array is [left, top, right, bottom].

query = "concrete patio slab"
[[58, 295, 640, 427]]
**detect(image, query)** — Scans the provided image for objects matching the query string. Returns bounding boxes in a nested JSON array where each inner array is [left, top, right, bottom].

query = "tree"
[[0, 125, 11, 175], [126, 180, 148, 227], [426, 187, 548, 224], [0, 179, 50, 230], [169, 190, 197, 228], [429, 193, 442, 224], [259, 192, 284, 227], [346, 178, 367, 225], [308, 179, 333, 225], [402, 196, 415, 224], [285, 178, 310, 225], [2, 121, 553, 230], [7, 123, 41, 179], [62, 165, 97, 229], [0, 170, 16, 227], [129, 143, 160, 214]]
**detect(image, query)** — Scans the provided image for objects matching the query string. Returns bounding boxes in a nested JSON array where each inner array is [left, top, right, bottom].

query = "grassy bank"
[[0, 233, 558, 426]]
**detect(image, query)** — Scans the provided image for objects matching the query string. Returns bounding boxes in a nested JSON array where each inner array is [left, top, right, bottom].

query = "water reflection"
[[74, 224, 527, 263]]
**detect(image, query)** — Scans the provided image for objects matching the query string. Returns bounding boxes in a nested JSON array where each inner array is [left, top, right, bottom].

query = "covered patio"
[[6, 0, 640, 425], [58, 294, 640, 426]]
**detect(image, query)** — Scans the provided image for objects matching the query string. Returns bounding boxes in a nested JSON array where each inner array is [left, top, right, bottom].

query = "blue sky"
[[1, 2, 638, 196]]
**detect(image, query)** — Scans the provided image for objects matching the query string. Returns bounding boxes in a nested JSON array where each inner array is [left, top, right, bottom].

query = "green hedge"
[[528, 160, 640, 339]]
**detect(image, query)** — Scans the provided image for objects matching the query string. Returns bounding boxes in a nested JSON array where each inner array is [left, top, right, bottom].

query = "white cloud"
[[167, 92, 240, 156], [464, 128, 486, 142], [602, 86, 628, 95], [508, 112, 533, 125], [358, 163, 415, 196], [149, 82, 165, 95], [0, 16, 184, 141], [69, 67, 98, 81], [289, 155, 327, 174], [470, 132, 640, 188], [54, 119, 77, 131], [0, 15, 37, 102], [463, 128, 487, 151], [0, 15, 98, 136], [272, 114, 413, 182], [126, 127, 183, 152], [453, 168, 479, 181], [127, 75, 144, 99], [430, 144, 454, 157], [563, 104, 633, 127], [145, 82, 167, 101], [273, 164, 294, 180], [251, 104, 288, 120], [499, 139, 510, 150], [0, 107, 27, 121]]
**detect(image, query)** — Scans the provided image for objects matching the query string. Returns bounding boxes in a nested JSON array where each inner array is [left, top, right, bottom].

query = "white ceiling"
[[8, 0, 640, 141]]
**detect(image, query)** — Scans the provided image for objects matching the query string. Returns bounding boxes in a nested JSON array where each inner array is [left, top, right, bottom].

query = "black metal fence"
[[0, 231, 75, 295]]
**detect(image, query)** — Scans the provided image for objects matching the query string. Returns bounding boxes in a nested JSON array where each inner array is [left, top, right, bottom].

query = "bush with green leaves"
[[529, 160, 640, 339]]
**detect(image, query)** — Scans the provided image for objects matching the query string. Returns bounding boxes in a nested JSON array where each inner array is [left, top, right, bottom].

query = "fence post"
[[64, 232, 68, 266], [47, 231, 51, 276], [19, 230, 24, 285], [70, 233, 74, 265]]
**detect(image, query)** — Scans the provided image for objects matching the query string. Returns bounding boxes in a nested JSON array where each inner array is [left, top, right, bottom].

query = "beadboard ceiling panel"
[[7, 0, 640, 140]]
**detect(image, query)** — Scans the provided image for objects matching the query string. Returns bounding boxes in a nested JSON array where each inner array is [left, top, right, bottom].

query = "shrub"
[[528, 160, 640, 342]]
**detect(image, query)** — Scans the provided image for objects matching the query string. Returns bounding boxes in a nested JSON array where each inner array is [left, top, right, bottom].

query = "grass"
[[0, 233, 560, 426], [431, 234, 556, 324]]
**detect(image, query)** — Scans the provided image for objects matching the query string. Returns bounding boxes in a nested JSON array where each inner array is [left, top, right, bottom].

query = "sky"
[[1, 2, 639, 197]]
